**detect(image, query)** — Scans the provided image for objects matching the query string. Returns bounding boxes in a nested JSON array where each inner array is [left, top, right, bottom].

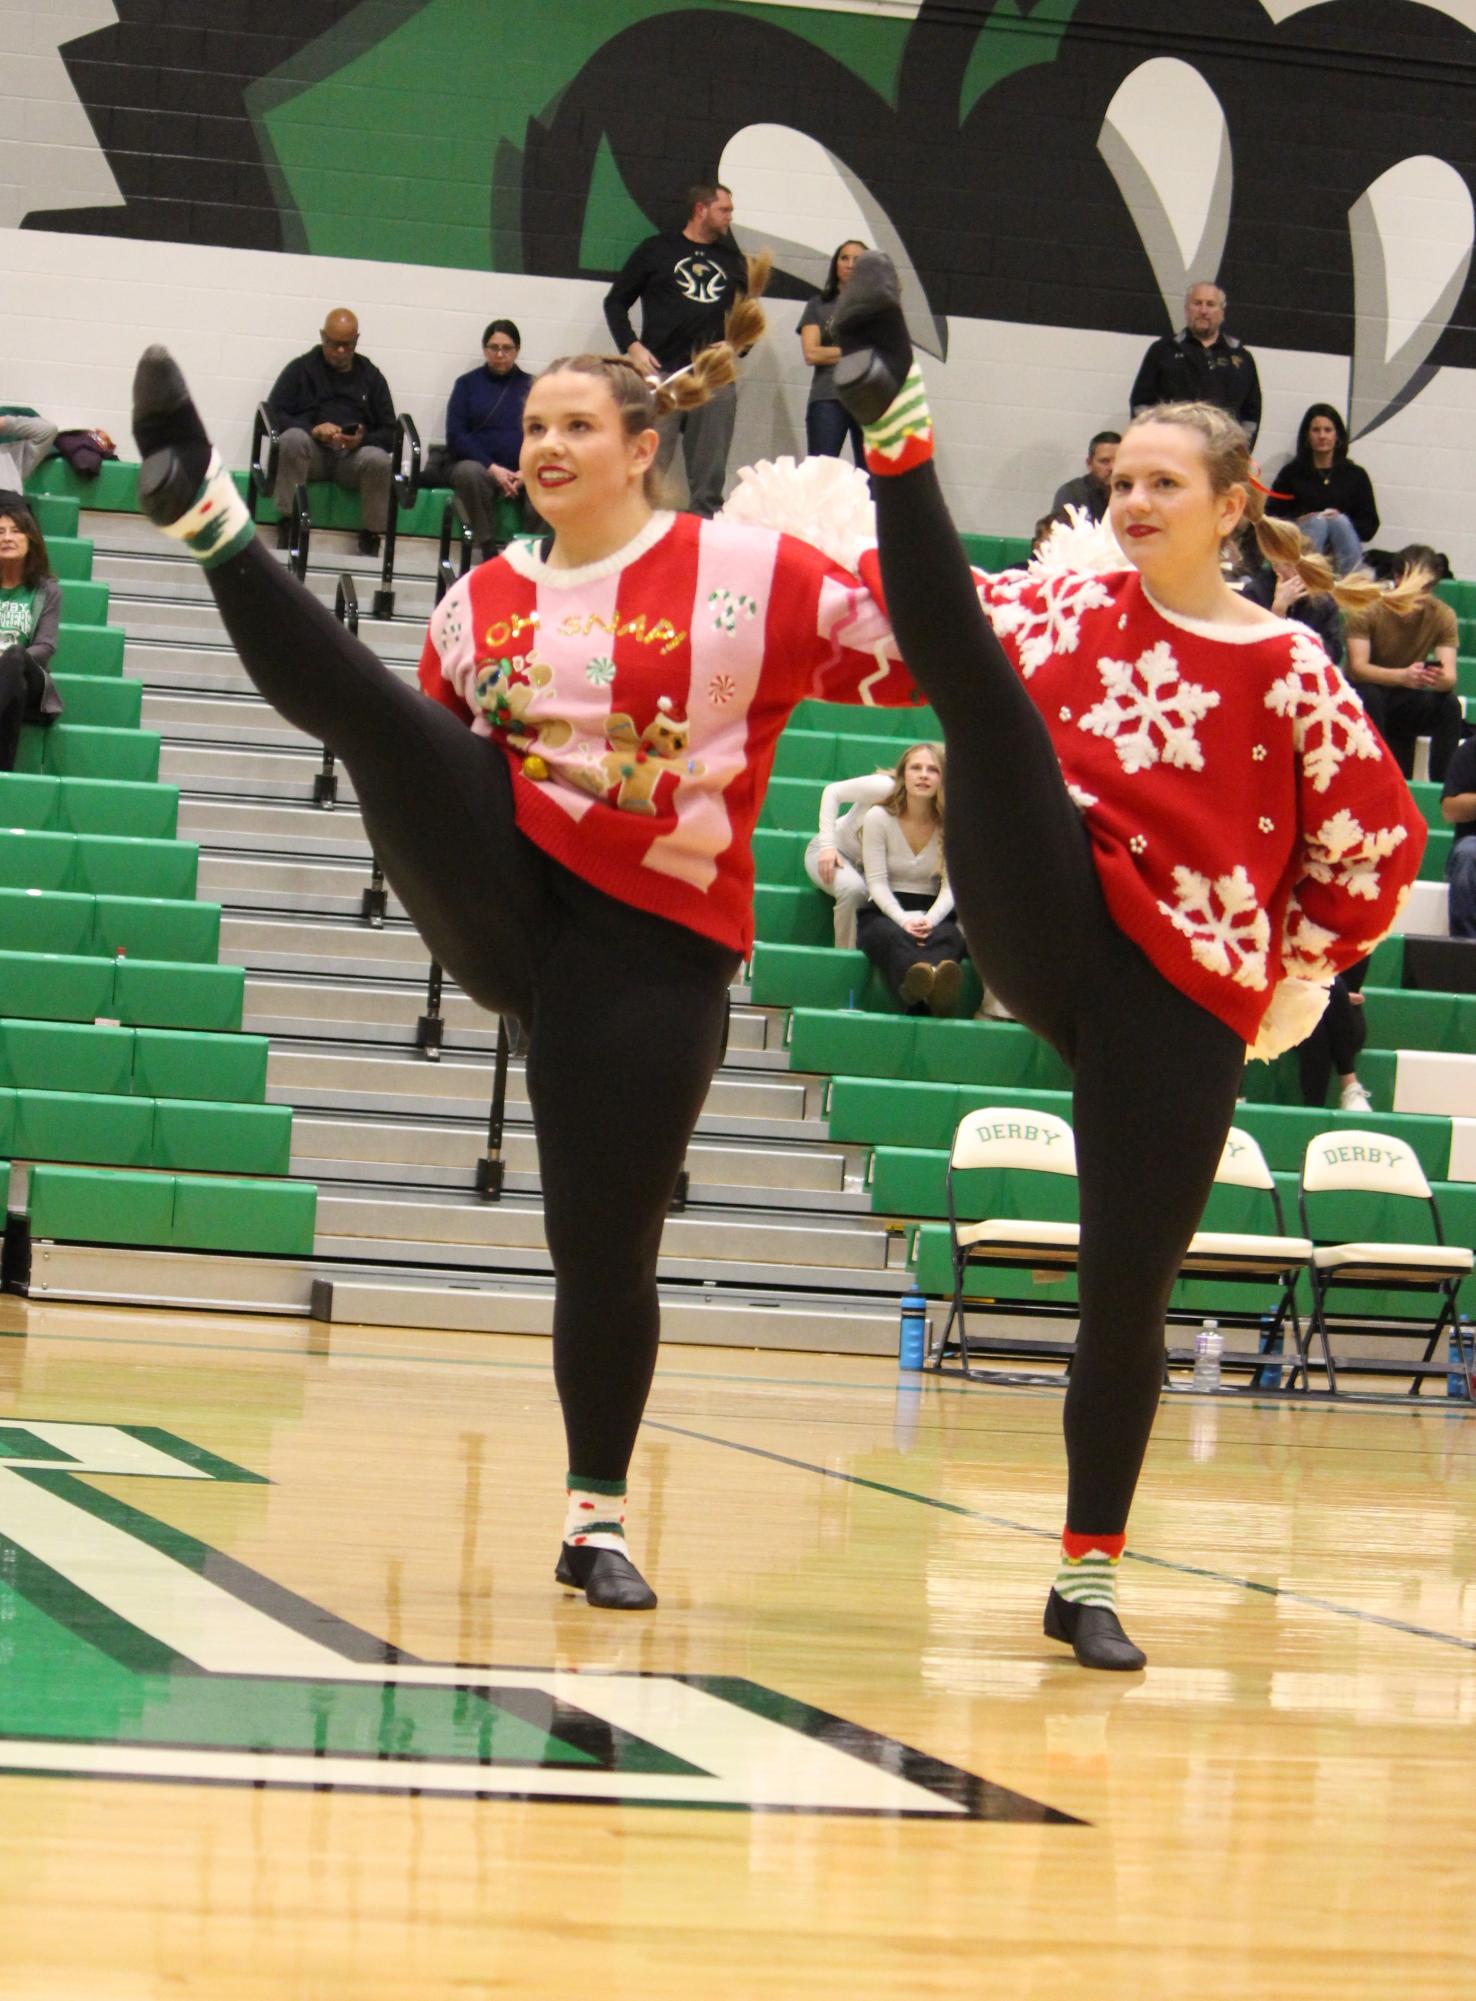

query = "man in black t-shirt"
[[1129, 282, 1261, 445], [604, 183, 748, 516], [1441, 730, 1476, 937]]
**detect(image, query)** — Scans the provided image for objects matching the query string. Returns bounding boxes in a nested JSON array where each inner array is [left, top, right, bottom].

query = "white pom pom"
[[1029, 504, 1133, 580], [719, 455, 877, 573], [1245, 977, 1332, 1061], [657, 695, 673, 712]]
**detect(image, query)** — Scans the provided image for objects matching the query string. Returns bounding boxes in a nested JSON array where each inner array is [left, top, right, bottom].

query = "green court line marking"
[[644, 1420, 1476, 1658], [118, 1424, 268, 1484], [0, 1426, 75, 1462]]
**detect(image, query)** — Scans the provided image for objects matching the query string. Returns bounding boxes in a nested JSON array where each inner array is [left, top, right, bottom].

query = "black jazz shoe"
[[1044, 1587, 1147, 1671], [555, 1542, 658, 1611], [829, 251, 914, 426]]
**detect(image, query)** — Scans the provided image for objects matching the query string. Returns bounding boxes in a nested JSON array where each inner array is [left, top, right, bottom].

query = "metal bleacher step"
[[162, 741, 358, 801], [265, 1043, 823, 1135], [96, 545, 440, 620], [288, 1112, 863, 1206], [143, 691, 327, 750], [179, 797, 371, 858], [206, 856, 404, 920], [310, 1189, 905, 1289], [109, 592, 422, 660], [127, 639, 419, 699], [26, 1242, 904, 1356], [243, 972, 776, 1055]]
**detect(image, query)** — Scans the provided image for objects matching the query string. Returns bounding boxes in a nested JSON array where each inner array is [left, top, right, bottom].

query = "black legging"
[[0, 648, 45, 771], [198, 539, 737, 1481], [873, 465, 1246, 1535], [1296, 958, 1368, 1107]]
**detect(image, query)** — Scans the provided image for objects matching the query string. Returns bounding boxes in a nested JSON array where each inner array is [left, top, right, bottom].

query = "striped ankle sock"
[[862, 362, 934, 476], [563, 1474, 629, 1554], [156, 450, 257, 570], [1054, 1530, 1126, 1608]]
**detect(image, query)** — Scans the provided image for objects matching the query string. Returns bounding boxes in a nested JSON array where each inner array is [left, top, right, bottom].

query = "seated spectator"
[[1344, 546, 1461, 779], [1441, 728, 1476, 939], [1050, 431, 1119, 523], [1290, 960, 1372, 1111], [1265, 404, 1379, 576], [0, 506, 61, 771], [855, 743, 968, 1015], [798, 241, 868, 465], [266, 308, 395, 558], [806, 766, 892, 947], [447, 320, 535, 560], [0, 410, 57, 493], [1236, 544, 1344, 663]]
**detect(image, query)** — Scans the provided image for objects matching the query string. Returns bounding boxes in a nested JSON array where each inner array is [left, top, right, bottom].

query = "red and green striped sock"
[[563, 1473, 628, 1553], [1054, 1530, 1126, 1608], [862, 362, 934, 477]]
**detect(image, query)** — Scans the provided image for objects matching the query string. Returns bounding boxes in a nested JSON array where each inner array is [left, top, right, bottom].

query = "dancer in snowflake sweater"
[[126, 295, 923, 1613], [831, 254, 1425, 1669]]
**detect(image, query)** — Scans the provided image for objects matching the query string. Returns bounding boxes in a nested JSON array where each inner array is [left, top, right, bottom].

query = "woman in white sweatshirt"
[[805, 766, 892, 946]]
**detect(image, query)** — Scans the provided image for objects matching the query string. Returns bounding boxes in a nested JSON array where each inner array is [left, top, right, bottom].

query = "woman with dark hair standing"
[[828, 255, 1423, 1670], [0, 506, 62, 771], [127, 269, 925, 1615], [798, 240, 868, 464], [1266, 403, 1379, 576]]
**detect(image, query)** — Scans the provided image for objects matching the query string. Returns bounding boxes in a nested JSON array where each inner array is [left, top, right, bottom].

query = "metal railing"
[[375, 412, 422, 619], [435, 494, 475, 604], [247, 401, 277, 522], [287, 483, 311, 580]]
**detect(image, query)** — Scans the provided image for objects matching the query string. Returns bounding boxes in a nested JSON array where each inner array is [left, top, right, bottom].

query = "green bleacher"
[[18, 453, 1475, 1320], [0, 514, 316, 1266], [749, 697, 1475, 1342]]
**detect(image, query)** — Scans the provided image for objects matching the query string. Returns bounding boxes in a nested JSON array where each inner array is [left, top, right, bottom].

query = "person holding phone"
[[265, 308, 397, 558]]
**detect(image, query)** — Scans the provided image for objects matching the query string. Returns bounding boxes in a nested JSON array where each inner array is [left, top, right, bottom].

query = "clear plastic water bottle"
[[1448, 1317, 1473, 1400], [898, 1286, 927, 1370], [1192, 1317, 1223, 1393]]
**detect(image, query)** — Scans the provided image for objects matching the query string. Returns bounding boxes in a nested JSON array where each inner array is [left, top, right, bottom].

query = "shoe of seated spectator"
[[1339, 1078, 1372, 1112], [275, 519, 292, 552], [357, 529, 381, 558], [976, 989, 1015, 1022], [900, 962, 935, 1006], [929, 959, 963, 1015]]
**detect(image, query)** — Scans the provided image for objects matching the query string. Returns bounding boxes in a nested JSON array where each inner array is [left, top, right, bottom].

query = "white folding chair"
[[1299, 1128, 1474, 1395], [1177, 1126, 1315, 1389], [934, 1106, 1079, 1378]]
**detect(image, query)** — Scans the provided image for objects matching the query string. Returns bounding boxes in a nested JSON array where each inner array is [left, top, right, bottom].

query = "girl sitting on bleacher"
[[828, 254, 1426, 1671], [127, 300, 931, 1616], [0, 507, 62, 771], [855, 742, 968, 1016]]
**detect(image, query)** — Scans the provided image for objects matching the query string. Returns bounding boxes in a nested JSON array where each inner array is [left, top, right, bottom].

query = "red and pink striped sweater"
[[418, 509, 924, 955]]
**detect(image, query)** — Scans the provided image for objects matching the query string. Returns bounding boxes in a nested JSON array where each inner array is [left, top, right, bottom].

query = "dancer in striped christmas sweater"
[[127, 287, 926, 1613], [831, 254, 1424, 1668]]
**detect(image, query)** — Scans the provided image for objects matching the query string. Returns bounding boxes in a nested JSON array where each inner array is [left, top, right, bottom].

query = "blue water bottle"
[[898, 1286, 928, 1370], [1448, 1317, 1473, 1400]]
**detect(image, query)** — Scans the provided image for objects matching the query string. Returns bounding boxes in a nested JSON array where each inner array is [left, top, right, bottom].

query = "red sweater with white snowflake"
[[418, 510, 923, 954], [978, 565, 1425, 1052]]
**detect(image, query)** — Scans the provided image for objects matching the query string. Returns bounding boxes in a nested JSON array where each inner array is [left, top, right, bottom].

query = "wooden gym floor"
[[0, 1297, 1472, 2000]]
